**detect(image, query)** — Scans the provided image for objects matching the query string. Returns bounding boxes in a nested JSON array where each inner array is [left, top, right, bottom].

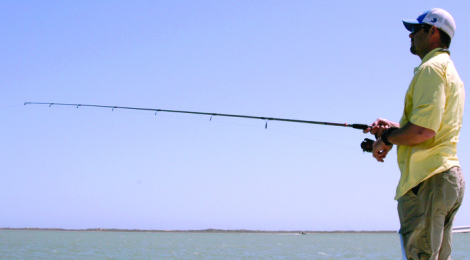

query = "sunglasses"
[[411, 24, 426, 34]]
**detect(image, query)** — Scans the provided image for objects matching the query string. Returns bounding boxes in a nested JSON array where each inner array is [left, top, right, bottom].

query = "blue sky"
[[2, 1, 469, 231]]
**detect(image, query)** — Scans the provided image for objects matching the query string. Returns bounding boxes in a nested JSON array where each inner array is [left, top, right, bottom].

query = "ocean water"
[[0, 230, 469, 259]]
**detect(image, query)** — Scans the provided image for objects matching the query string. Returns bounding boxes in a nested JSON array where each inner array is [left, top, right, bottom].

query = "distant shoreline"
[[0, 228, 397, 234]]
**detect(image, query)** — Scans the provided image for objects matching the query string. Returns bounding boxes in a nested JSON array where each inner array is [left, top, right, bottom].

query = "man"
[[364, 8, 465, 259]]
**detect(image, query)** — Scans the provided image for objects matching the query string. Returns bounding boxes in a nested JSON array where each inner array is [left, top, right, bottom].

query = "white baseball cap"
[[403, 8, 456, 39]]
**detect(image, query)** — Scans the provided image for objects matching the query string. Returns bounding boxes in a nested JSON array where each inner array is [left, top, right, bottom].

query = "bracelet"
[[381, 127, 399, 146]]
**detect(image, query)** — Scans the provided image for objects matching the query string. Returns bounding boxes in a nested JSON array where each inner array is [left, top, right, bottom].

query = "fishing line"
[[1, 104, 24, 110], [268, 128, 359, 151]]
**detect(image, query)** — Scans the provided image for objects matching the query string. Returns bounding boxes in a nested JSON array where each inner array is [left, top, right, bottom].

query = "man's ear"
[[429, 26, 440, 40]]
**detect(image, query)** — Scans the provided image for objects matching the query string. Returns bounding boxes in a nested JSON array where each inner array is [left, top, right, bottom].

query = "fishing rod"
[[24, 102, 375, 152]]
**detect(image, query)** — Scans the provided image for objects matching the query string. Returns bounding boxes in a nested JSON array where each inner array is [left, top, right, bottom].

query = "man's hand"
[[373, 139, 393, 162], [363, 118, 399, 137], [363, 118, 398, 162]]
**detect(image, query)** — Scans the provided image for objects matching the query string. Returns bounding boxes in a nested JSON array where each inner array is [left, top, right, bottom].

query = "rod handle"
[[350, 124, 370, 130]]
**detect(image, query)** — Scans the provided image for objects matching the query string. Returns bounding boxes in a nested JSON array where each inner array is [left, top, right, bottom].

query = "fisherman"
[[364, 8, 465, 259]]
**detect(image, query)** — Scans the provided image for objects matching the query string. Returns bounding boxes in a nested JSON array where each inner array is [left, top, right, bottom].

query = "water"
[[1, 230, 469, 259]]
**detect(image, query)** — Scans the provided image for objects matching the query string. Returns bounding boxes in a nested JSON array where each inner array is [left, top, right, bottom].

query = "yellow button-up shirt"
[[395, 48, 465, 200]]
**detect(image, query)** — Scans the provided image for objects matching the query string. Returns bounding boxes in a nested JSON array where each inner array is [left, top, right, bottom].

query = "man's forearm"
[[387, 122, 435, 146]]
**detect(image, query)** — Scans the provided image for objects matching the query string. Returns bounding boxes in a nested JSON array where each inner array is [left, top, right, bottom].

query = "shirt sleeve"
[[409, 64, 446, 132]]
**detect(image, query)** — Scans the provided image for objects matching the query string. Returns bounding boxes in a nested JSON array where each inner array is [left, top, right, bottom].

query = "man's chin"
[[410, 46, 417, 54]]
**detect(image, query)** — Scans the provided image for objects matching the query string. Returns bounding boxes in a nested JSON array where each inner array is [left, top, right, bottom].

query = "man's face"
[[409, 24, 431, 57]]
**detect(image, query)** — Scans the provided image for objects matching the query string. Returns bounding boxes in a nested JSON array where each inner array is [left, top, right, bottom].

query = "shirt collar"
[[421, 48, 450, 64]]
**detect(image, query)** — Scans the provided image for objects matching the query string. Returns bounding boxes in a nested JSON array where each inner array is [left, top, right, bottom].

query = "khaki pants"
[[398, 167, 465, 260]]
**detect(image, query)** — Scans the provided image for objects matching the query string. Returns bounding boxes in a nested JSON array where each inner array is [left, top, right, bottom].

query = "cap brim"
[[402, 19, 422, 32]]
